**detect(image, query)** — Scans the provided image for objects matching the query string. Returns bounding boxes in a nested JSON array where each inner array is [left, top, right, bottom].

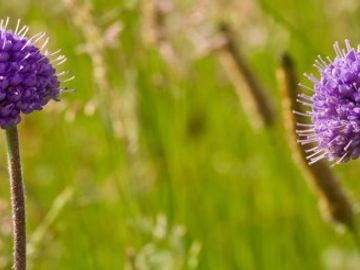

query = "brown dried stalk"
[[213, 23, 275, 129], [278, 53, 355, 229]]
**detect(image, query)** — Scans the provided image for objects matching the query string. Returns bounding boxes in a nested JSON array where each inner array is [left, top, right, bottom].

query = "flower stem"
[[6, 125, 26, 270]]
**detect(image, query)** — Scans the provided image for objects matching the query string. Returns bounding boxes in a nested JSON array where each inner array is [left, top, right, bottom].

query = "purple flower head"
[[0, 18, 73, 129], [296, 40, 360, 166]]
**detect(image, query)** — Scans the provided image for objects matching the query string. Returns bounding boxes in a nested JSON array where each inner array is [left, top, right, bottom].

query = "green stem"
[[348, 222, 360, 251], [6, 125, 26, 270]]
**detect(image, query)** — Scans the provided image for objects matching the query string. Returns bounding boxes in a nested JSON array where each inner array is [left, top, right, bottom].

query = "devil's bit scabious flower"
[[0, 18, 73, 270], [0, 18, 72, 129], [296, 40, 360, 166]]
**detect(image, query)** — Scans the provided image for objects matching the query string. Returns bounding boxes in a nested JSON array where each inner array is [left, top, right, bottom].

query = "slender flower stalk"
[[6, 124, 26, 270], [0, 18, 71, 269], [278, 53, 355, 229]]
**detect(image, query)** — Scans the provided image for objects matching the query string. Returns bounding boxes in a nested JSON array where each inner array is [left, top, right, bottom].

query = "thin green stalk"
[[6, 125, 26, 270], [347, 222, 360, 252]]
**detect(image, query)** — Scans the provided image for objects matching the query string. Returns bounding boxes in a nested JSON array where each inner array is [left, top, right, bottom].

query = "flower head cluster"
[[296, 40, 360, 165], [0, 18, 73, 128]]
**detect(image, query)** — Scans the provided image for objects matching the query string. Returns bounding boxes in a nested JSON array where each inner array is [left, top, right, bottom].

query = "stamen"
[[317, 55, 328, 67], [296, 128, 314, 133], [313, 63, 323, 71], [309, 152, 327, 165], [298, 83, 314, 92], [31, 32, 46, 46], [19, 53, 31, 63], [3, 17, 10, 32], [293, 110, 311, 117], [351, 82, 358, 92], [0, 31, 7, 49], [334, 152, 349, 166], [298, 138, 318, 145], [342, 49, 347, 57], [296, 99, 313, 107], [305, 145, 319, 153], [60, 88, 75, 93], [297, 133, 316, 138], [304, 73, 319, 83], [57, 71, 70, 77], [46, 49, 62, 58], [14, 18, 21, 35], [344, 140, 353, 151], [333, 41, 344, 58], [54, 57, 67, 66], [41, 37, 49, 50], [327, 136, 340, 145], [296, 122, 314, 127], [21, 32, 46, 50], [17, 25, 29, 38], [307, 149, 326, 160], [63, 75, 75, 83], [314, 59, 327, 70], [345, 39, 353, 53], [34, 56, 47, 64], [298, 93, 313, 101]]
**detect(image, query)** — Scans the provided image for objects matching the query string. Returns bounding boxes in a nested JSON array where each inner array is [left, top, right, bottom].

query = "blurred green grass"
[[0, 0, 360, 269]]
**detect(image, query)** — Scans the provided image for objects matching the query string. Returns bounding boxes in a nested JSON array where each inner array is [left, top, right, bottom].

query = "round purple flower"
[[0, 18, 73, 129], [296, 40, 360, 166]]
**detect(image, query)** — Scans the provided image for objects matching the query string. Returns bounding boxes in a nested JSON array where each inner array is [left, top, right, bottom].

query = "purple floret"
[[297, 40, 360, 165], [0, 21, 64, 128]]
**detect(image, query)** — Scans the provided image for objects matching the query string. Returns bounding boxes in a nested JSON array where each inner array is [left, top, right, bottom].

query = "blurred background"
[[0, 0, 360, 269]]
